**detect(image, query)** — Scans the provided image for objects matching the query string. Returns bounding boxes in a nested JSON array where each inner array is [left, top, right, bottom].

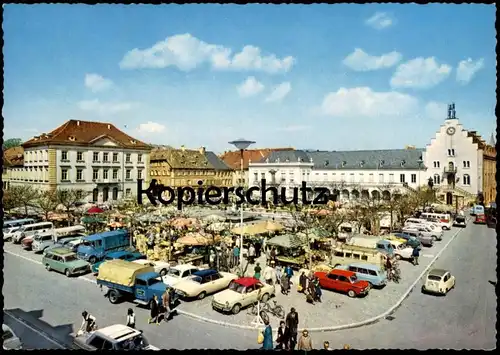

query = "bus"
[[3, 218, 36, 232]]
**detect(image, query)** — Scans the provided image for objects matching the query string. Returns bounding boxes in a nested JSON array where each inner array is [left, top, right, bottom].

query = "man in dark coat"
[[285, 308, 299, 350]]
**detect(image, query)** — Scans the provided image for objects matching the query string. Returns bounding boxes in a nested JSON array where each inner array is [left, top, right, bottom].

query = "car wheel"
[[261, 293, 269, 303], [89, 256, 97, 264], [197, 291, 206, 300], [395, 254, 401, 260], [160, 269, 167, 276], [109, 290, 120, 304], [231, 303, 241, 314], [45, 264, 51, 272], [347, 290, 356, 298], [421, 285, 426, 294], [65, 269, 71, 277]]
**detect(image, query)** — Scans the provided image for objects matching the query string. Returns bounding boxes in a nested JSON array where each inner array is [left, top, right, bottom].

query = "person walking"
[[263, 263, 274, 285], [275, 321, 287, 350], [270, 247, 277, 264], [126, 308, 136, 329], [281, 273, 290, 295], [254, 262, 262, 280], [298, 272, 307, 293], [285, 265, 294, 282], [248, 244, 256, 264], [232, 245, 240, 268], [275, 263, 282, 285], [314, 276, 322, 302], [285, 308, 299, 350], [412, 245, 420, 266], [148, 295, 160, 325], [162, 290, 170, 322], [209, 249, 216, 269], [261, 318, 273, 350], [298, 329, 313, 351]]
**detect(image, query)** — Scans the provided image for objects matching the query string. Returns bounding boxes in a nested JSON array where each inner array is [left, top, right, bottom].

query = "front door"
[[446, 192, 453, 205], [53, 256, 65, 272]]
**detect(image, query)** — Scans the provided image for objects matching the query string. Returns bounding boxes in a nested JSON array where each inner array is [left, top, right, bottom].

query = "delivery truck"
[[97, 260, 174, 308], [346, 235, 394, 257]]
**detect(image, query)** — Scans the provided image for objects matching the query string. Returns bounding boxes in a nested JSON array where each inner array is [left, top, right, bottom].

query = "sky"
[[3, 4, 497, 153]]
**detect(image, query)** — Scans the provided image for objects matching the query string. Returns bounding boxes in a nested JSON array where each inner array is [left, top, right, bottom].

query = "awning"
[[266, 234, 307, 249]]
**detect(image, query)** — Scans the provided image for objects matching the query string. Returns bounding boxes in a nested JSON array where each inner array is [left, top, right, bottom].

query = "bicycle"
[[262, 300, 285, 319], [247, 302, 269, 323]]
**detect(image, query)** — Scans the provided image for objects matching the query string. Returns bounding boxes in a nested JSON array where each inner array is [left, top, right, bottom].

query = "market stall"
[[267, 234, 308, 269]]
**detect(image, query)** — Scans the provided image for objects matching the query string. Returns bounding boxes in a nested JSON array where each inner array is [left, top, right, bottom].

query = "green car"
[[42, 247, 90, 277]]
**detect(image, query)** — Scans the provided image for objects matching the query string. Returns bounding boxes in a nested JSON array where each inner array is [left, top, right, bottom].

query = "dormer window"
[[341, 161, 346, 168], [359, 160, 365, 168], [68, 136, 76, 142], [379, 160, 385, 168], [400, 160, 406, 167], [130, 140, 137, 144], [324, 160, 329, 167]]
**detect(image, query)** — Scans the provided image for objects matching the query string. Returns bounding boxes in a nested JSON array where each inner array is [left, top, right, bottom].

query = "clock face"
[[446, 127, 456, 136]]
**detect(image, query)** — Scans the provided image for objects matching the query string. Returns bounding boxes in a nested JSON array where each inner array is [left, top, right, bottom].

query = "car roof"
[[428, 269, 448, 277], [193, 269, 217, 277], [234, 277, 259, 287], [96, 324, 140, 341], [171, 264, 197, 271], [47, 247, 74, 256], [347, 262, 381, 270], [84, 230, 127, 242], [136, 271, 159, 281], [330, 269, 356, 277]]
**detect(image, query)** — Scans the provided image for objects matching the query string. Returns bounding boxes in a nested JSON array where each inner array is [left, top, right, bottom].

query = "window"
[[125, 153, 131, 162], [77, 152, 83, 161], [77, 169, 84, 181], [334, 251, 344, 257], [103, 153, 109, 162], [113, 153, 118, 162], [340, 173, 345, 181], [368, 270, 377, 276], [261, 173, 266, 180], [76, 190, 83, 199], [411, 174, 417, 183], [358, 268, 368, 275], [348, 267, 358, 272], [126, 188, 131, 196], [61, 151, 68, 161], [349, 173, 355, 182], [447, 149, 455, 156], [254, 173, 258, 182], [112, 169, 118, 180], [93, 152, 99, 162], [463, 161, 470, 168], [389, 174, 394, 183], [138, 154, 143, 162], [378, 174, 384, 183], [61, 169, 68, 181], [359, 173, 364, 182], [433, 174, 440, 185], [93, 169, 99, 180], [327, 274, 338, 280], [345, 253, 352, 258], [210, 273, 222, 281], [352, 253, 360, 260], [463, 174, 470, 185], [399, 174, 405, 183], [368, 173, 374, 182], [126, 169, 132, 179], [138, 170, 143, 179], [361, 255, 368, 261], [103, 169, 109, 180], [433, 161, 441, 168], [338, 276, 348, 282]]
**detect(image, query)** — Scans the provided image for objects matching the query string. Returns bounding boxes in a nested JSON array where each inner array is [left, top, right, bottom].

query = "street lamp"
[[417, 158, 423, 188], [229, 138, 256, 271]]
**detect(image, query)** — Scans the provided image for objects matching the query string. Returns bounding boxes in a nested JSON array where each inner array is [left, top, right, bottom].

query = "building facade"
[[249, 148, 425, 202], [422, 103, 495, 206], [10, 120, 151, 203], [149, 146, 233, 190], [2, 146, 24, 190], [220, 148, 294, 187]]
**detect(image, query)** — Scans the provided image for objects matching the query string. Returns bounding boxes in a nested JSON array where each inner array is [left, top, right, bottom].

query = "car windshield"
[[349, 276, 358, 283], [167, 269, 181, 277], [228, 281, 246, 293], [2, 330, 14, 340], [456, 217, 465, 222], [64, 255, 78, 262], [189, 275, 202, 283], [428, 275, 442, 281], [116, 334, 150, 350]]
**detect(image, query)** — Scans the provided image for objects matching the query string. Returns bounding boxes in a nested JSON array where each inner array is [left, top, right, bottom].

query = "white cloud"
[[390, 57, 452, 89], [320, 87, 419, 118], [84, 74, 113, 92], [77, 99, 136, 115], [423, 101, 448, 120], [456, 58, 485, 84], [365, 12, 394, 30], [265, 82, 292, 103], [237, 77, 265, 98], [343, 48, 402, 71], [137, 121, 166, 134], [279, 125, 310, 132], [119, 33, 295, 74]]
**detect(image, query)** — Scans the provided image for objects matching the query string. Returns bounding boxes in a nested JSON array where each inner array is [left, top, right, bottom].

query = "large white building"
[[9, 119, 152, 203]]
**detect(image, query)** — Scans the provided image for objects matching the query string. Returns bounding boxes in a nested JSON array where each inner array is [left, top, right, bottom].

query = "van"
[[3, 218, 35, 232], [401, 227, 434, 246], [334, 262, 387, 288], [346, 236, 394, 257], [12, 222, 54, 244], [420, 213, 452, 230], [77, 230, 130, 264], [470, 205, 485, 216], [330, 245, 387, 269], [52, 225, 86, 242]]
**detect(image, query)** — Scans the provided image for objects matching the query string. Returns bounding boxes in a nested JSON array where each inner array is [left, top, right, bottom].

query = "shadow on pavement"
[[5, 308, 75, 349]]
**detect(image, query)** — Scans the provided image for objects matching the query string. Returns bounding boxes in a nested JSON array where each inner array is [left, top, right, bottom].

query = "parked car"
[[421, 269, 455, 296], [404, 224, 442, 242], [453, 216, 467, 228], [401, 228, 434, 247], [389, 241, 414, 260], [92, 251, 146, 274], [73, 324, 159, 350], [160, 264, 199, 286], [391, 233, 421, 248], [314, 269, 370, 298], [334, 263, 387, 288], [44, 236, 86, 255], [3, 226, 21, 241], [2, 324, 22, 350], [385, 235, 408, 245], [32, 232, 67, 254], [43, 247, 91, 277], [474, 214, 486, 224], [132, 259, 171, 276], [173, 269, 237, 300], [212, 277, 276, 314], [12, 222, 54, 244]]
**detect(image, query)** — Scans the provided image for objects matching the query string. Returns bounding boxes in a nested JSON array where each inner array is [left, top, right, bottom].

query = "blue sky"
[[3, 4, 496, 153]]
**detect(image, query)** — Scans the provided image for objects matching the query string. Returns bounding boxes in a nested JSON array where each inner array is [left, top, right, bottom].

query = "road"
[[3, 222, 496, 349]]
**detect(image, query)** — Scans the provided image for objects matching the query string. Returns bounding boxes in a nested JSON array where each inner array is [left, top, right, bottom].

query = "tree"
[[3, 138, 23, 150], [10, 185, 39, 216], [2, 188, 22, 212], [357, 193, 384, 235], [378, 184, 401, 232], [55, 188, 89, 226], [33, 190, 59, 221], [288, 204, 320, 270]]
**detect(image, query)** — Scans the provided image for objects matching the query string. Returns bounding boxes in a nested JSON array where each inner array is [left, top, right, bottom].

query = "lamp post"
[[417, 158, 423, 188], [229, 138, 256, 271]]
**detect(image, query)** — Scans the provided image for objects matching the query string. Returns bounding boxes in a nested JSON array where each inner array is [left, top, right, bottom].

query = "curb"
[[176, 226, 466, 333]]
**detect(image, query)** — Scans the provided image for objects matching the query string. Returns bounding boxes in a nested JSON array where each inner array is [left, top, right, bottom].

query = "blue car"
[[91, 250, 146, 274], [392, 233, 421, 248]]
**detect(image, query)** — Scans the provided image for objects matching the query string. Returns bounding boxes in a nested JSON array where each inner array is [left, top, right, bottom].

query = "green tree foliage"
[[3, 138, 23, 150]]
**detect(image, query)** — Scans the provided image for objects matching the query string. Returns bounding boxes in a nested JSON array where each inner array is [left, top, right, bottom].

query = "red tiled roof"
[[234, 277, 261, 287], [22, 120, 151, 150], [3, 146, 24, 167], [220, 148, 294, 170]]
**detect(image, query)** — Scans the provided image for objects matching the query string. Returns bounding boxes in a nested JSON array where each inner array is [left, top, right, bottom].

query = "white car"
[[390, 242, 414, 260], [422, 269, 455, 295], [160, 264, 199, 287], [74, 324, 159, 350], [2, 324, 22, 350], [212, 277, 276, 314], [174, 269, 237, 300], [453, 216, 467, 228], [132, 259, 171, 276], [3, 227, 21, 241]]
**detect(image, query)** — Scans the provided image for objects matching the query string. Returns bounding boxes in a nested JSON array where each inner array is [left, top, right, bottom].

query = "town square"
[[2, 3, 496, 351]]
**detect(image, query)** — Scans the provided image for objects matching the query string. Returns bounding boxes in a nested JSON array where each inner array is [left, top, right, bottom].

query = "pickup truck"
[[73, 324, 159, 350], [97, 259, 173, 309]]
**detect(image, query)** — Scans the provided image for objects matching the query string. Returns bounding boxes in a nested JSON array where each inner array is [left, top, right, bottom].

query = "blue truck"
[[77, 230, 130, 264], [97, 259, 175, 309]]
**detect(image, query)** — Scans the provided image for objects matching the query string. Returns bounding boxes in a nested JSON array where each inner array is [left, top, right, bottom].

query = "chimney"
[[199, 146, 206, 154], [180, 145, 185, 151], [107, 124, 111, 130], [76, 121, 80, 126]]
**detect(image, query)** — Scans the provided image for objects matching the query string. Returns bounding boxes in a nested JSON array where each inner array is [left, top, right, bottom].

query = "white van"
[[405, 218, 431, 226], [420, 213, 452, 230], [52, 225, 86, 242], [12, 222, 54, 244]]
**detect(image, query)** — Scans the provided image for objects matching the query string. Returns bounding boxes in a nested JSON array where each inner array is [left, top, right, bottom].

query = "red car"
[[21, 236, 35, 250], [314, 269, 370, 298], [474, 214, 486, 224]]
